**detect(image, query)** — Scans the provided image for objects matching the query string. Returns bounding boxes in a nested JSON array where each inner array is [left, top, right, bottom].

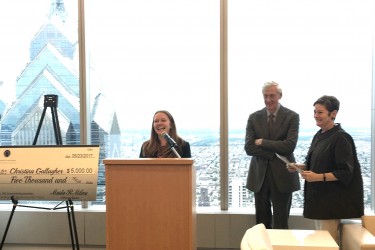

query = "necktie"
[[268, 113, 275, 138]]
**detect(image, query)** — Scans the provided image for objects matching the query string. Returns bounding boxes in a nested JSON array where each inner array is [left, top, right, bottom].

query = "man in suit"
[[245, 81, 300, 229]]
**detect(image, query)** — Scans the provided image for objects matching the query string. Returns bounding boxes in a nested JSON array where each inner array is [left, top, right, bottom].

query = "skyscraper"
[[0, 0, 121, 203]]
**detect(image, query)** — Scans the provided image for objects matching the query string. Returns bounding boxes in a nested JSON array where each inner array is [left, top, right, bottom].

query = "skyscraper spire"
[[49, 0, 67, 23]]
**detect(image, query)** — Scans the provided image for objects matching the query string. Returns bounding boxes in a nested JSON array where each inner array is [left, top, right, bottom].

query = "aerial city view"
[[101, 128, 371, 210]]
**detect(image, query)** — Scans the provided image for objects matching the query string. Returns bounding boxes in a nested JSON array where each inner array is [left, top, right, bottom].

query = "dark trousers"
[[254, 165, 292, 229]]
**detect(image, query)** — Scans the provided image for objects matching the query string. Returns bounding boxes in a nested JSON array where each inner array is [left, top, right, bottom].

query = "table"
[[267, 229, 339, 250]]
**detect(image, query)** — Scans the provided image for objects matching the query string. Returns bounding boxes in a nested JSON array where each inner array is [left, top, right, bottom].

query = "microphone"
[[162, 131, 178, 148]]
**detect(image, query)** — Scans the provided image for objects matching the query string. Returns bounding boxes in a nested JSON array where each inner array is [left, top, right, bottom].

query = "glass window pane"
[[86, 0, 220, 206], [228, 0, 373, 210], [0, 1, 79, 204]]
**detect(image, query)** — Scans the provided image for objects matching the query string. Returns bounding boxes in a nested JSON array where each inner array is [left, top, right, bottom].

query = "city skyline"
[[111, 127, 372, 209]]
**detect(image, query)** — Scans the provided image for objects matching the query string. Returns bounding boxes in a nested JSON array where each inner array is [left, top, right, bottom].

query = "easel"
[[0, 95, 80, 250], [33, 94, 62, 145]]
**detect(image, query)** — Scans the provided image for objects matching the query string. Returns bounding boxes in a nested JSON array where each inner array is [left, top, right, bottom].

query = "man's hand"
[[255, 139, 263, 145]]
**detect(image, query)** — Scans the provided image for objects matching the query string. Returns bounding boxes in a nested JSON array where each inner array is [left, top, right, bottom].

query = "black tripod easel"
[[0, 95, 80, 250], [33, 94, 62, 146]]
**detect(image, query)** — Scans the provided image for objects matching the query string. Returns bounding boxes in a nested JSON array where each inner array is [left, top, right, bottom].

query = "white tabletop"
[[267, 229, 339, 250]]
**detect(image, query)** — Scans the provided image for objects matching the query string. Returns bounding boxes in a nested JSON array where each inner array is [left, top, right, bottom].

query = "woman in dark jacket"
[[139, 110, 191, 158], [288, 95, 364, 244]]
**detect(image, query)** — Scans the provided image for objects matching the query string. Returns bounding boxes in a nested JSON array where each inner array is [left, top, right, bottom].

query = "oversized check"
[[0, 145, 99, 201]]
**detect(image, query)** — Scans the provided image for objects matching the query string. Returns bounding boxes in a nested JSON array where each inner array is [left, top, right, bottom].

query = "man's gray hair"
[[262, 81, 282, 95]]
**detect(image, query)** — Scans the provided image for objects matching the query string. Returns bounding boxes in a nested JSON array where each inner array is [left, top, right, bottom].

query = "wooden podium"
[[104, 158, 195, 250]]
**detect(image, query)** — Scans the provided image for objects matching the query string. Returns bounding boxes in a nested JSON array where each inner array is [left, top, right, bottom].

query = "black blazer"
[[244, 105, 300, 193], [139, 141, 191, 158]]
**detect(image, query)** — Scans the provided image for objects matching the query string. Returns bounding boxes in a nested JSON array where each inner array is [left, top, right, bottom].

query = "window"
[[85, 0, 220, 206], [0, 0, 373, 210], [0, 0, 79, 204], [228, 0, 373, 209]]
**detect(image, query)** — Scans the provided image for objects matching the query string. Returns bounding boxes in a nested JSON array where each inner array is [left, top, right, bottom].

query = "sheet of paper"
[[275, 153, 302, 174]]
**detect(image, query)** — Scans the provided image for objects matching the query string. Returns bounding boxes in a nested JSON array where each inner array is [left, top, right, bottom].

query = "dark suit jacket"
[[244, 105, 300, 193]]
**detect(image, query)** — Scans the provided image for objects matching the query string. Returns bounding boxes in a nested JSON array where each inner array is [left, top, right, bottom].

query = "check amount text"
[[67, 168, 94, 174]]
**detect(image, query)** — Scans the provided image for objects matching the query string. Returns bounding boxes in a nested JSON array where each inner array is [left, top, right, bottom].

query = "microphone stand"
[[162, 131, 181, 158], [169, 145, 181, 158]]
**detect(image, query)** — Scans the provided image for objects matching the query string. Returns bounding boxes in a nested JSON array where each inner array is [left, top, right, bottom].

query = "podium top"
[[103, 158, 194, 165]]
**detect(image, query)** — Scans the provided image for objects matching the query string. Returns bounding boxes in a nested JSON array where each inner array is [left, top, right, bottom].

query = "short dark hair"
[[313, 95, 340, 112]]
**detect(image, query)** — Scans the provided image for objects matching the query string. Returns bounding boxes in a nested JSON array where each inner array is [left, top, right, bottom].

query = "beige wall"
[[0, 207, 314, 248]]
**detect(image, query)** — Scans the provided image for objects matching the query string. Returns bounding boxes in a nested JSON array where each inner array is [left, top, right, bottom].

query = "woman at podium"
[[139, 110, 191, 158]]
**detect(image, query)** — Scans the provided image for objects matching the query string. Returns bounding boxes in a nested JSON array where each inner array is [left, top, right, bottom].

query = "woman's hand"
[[286, 163, 305, 173], [301, 170, 321, 182]]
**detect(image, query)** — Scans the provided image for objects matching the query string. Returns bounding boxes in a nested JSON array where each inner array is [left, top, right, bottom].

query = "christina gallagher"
[[10, 168, 63, 175]]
